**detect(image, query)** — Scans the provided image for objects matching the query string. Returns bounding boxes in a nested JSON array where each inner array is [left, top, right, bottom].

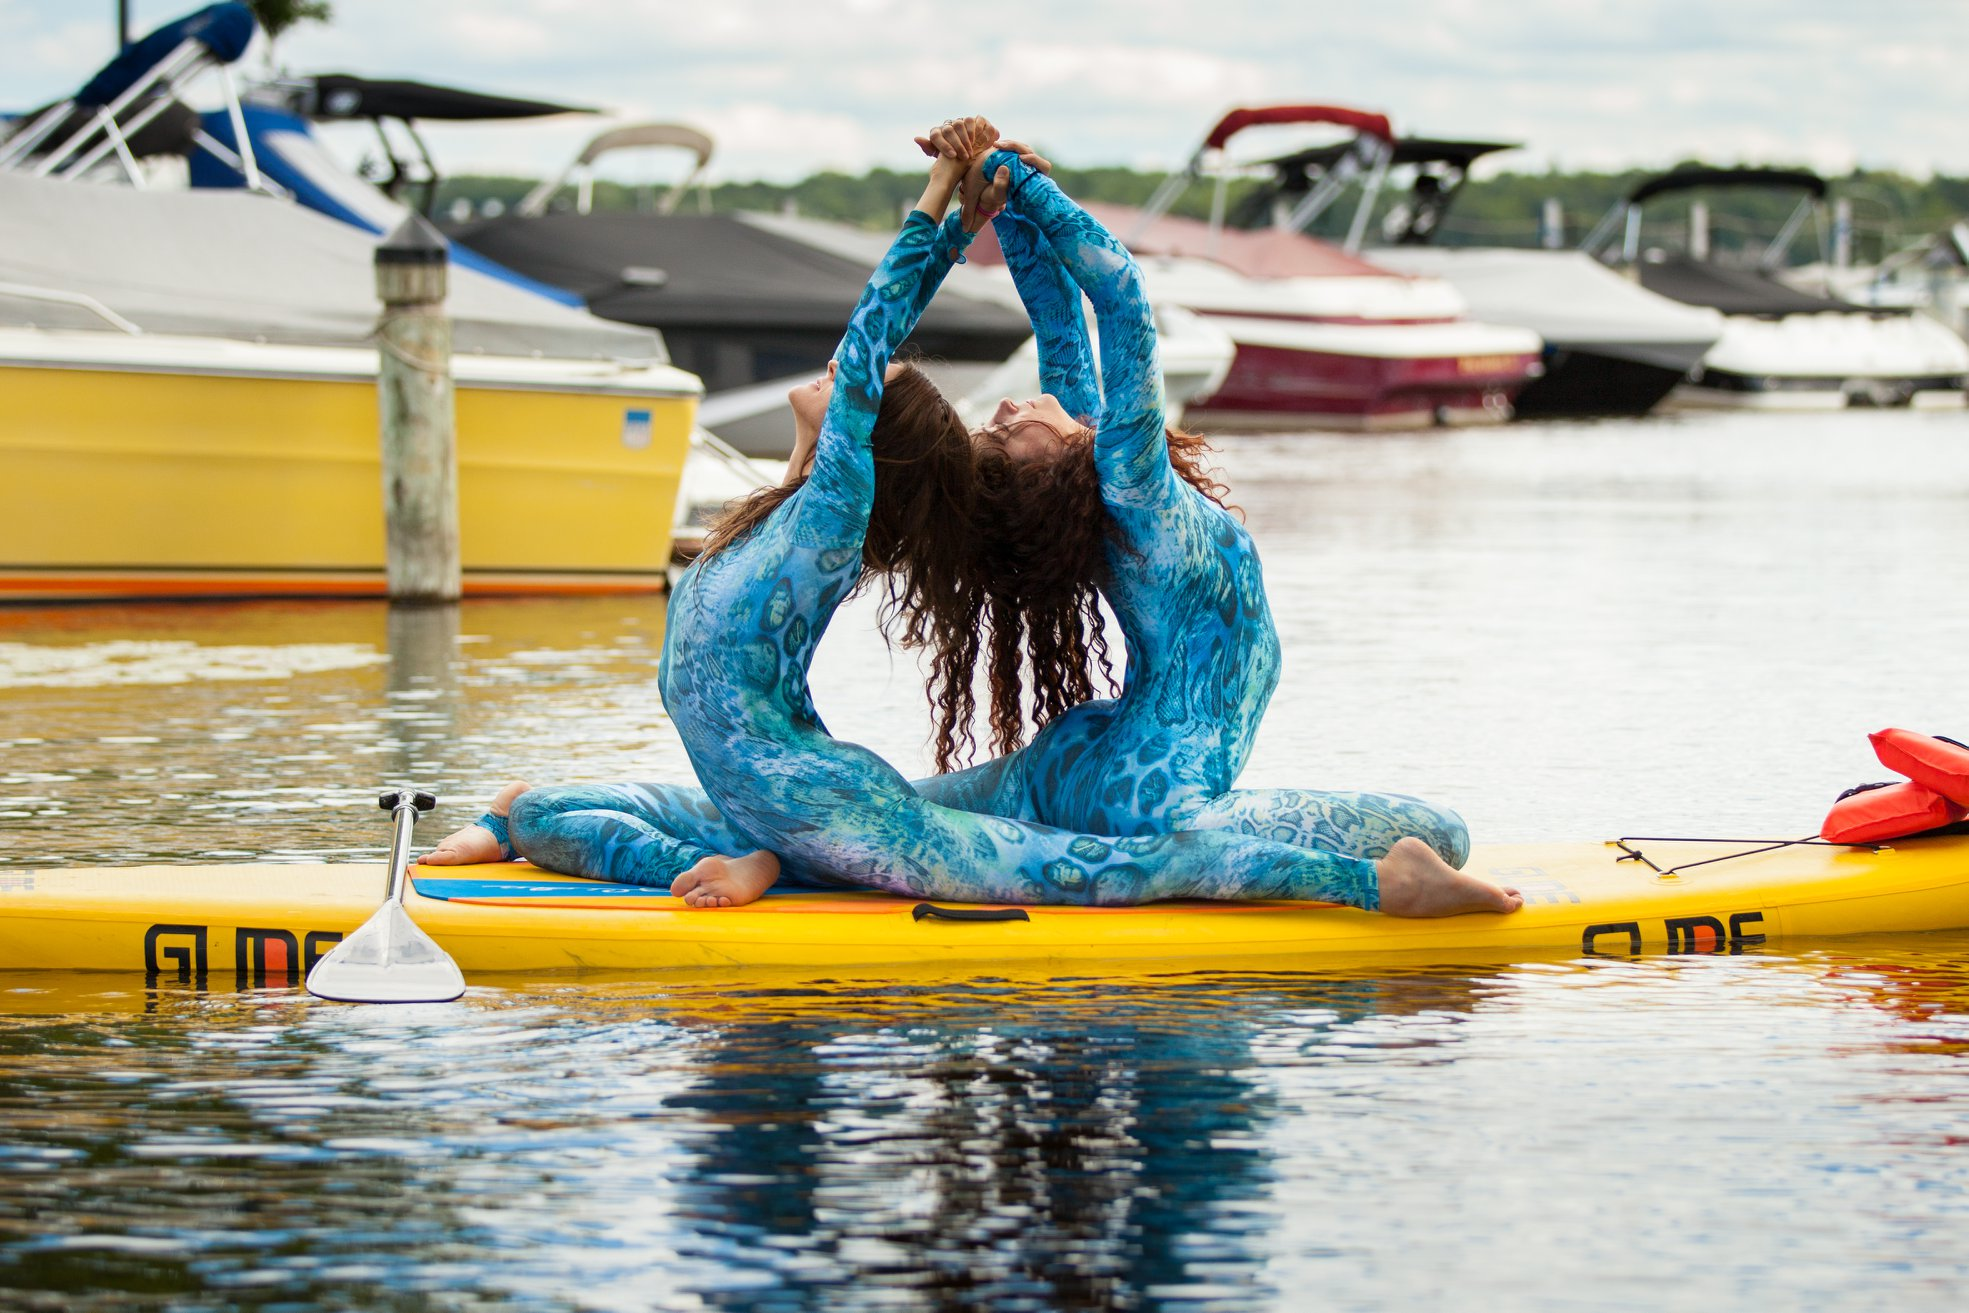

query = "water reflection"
[[0, 597, 688, 866], [383, 602, 460, 788], [7, 946, 1968, 1309], [0, 965, 1502, 1310]]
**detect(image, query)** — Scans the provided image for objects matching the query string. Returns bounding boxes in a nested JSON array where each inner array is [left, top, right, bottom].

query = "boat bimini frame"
[[1580, 166, 1832, 272], [1233, 135, 1523, 247], [518, 123, 717, 219], [257, 73, 595, 218], [0, 1, 268, 194], [1126, 105, 1395, 256]]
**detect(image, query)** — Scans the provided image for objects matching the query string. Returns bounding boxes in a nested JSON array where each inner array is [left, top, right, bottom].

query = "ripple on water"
[[0, 640, 386, 690]]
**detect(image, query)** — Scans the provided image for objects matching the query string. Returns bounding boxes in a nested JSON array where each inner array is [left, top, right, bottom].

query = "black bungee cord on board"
[[1613, 733, 1969, 877], [1611, 834, 1845, 879], [1613, 815, 1969, 880]]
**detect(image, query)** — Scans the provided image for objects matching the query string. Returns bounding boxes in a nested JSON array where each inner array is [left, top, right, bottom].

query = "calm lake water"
[[3, 408, 1968, 1309]]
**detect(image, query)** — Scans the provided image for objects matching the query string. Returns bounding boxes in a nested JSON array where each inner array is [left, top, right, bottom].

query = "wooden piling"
[[375, 215, 460, 603]]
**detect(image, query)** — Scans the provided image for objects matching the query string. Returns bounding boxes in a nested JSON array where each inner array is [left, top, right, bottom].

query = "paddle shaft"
[[377, 787, 437, 906], [380, 794, 423, 906]]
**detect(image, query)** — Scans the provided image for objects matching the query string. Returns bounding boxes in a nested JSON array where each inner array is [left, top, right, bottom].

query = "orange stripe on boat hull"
[[0, 571, 668, 602]]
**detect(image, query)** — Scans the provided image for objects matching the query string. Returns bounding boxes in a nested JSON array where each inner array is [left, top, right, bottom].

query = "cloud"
[[994, 41, 1266, 105], [691, 103, 880, 178], [4, 0, 1966, 180], [445, 10, 556, 61]]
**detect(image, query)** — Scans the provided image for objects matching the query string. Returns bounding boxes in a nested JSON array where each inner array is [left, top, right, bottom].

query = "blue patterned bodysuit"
[[498, 207, 1381, 908], [912, 155, 1470, 866]]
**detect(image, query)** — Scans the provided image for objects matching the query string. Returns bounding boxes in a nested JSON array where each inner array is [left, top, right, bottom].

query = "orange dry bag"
[[1870, 729, 1969, 808], [1821, 780, 1967, 845]]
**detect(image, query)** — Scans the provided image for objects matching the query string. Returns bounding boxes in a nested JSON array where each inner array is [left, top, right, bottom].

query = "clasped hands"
[[913, 116, 1052, 234]]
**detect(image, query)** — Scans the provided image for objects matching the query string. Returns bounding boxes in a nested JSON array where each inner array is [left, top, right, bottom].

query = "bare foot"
[[418, 780, 531, 865], [670, 850, 780, 908], [1376, 837, 1523, 917]]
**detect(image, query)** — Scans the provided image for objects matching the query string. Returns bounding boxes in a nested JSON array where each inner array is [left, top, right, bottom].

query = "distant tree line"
[[435, 163, 1969, 265]]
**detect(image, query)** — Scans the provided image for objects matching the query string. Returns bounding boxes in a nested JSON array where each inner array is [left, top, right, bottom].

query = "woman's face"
[[790, 360, 906, 434], [978, 394, 1080, 462]]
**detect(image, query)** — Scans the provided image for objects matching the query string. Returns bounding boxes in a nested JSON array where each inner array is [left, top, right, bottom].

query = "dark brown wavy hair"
[[966, 424, 1233, 762], [699, 369, 1232, 773], [697, 363, 989, 772]]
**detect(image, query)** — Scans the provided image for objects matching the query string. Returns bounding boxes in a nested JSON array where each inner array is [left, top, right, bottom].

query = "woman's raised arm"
[[803, 143, 978, 530], [983, 148, 1174, 510], [991, 203, 1102, 424]]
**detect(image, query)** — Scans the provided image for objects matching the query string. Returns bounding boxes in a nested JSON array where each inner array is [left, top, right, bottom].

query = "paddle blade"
[[305, 901, 465, 1003]]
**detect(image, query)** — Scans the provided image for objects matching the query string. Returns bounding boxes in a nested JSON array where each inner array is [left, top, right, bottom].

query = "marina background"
[[433, 162, 1969, 261]]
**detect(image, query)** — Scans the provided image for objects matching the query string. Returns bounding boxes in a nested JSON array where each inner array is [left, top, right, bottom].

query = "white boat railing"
[[1, 14, 265, 195], [518, 123, 715, 219], [0, 282, 144, 336], [690, 423, 775, 486]]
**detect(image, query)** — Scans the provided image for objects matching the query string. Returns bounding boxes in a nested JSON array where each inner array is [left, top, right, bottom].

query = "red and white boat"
[[969, 106, 1542, 431]]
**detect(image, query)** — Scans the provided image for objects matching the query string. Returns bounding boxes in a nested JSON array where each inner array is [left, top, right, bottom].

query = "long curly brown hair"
[[698, 369, 1231, 773], [697, 364, 990, 771], [965, 424, 1232, 762]]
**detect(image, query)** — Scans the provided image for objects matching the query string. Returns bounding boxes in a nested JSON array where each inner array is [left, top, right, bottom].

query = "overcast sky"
[[4, 0, 1966, 185]]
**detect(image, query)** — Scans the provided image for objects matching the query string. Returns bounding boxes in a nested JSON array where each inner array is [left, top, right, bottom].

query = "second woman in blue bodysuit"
[[914, 143, 1471, 869]]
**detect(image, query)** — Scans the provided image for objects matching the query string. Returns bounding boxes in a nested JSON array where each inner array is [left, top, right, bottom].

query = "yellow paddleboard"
[[2, 835, 1966, 985]]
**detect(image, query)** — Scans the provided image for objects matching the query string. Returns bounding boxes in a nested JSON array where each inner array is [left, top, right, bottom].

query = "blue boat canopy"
[[75, 3, 255, 107]]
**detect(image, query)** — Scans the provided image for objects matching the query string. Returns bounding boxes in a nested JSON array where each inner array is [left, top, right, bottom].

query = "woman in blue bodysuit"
[[427, 121, 1517, 918]]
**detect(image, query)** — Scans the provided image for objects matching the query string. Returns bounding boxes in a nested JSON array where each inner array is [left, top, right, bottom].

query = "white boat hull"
[[1676, 311, 1969, 409]]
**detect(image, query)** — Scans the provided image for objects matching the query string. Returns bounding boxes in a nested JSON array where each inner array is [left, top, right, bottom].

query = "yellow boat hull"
[[4, 836, 1967, 984], [0, 341, 698, 601]]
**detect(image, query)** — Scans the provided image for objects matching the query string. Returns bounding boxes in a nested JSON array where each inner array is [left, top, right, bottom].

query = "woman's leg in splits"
[[509, 782, 814, 904], [864, 803, 1390, 908], [502, 783, 730, 882], [1173, 788, 1472, 869], [426, 760, 1045, 899], [700, 742, 1518, 916], [421, 781, 790, 905]]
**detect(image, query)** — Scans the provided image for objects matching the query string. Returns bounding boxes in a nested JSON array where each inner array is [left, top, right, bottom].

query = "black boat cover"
[[299, 75, 591, 122], [1629, 167, 1827, 206], [1231, 137, 1517, 227], [1637, 256, 1862, 316], [450, 211, 1031, 342], [1262, 137, 1517, 178]]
